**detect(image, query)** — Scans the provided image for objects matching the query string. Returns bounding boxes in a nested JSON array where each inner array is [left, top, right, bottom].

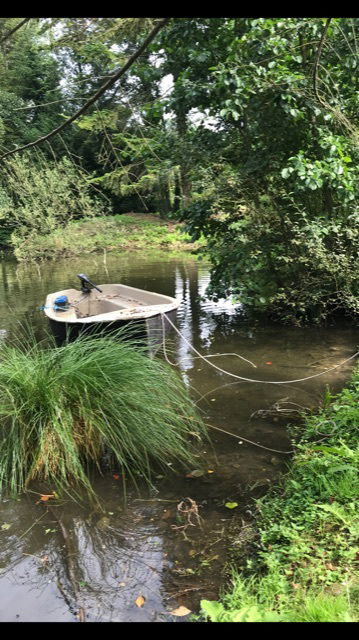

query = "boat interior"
[[75, 296, 141, 319], [45, 284, 178, 323]]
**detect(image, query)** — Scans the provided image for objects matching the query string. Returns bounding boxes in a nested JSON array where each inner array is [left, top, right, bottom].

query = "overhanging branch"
[[1, 17, 170, 161], [0, 18, 31, 45]]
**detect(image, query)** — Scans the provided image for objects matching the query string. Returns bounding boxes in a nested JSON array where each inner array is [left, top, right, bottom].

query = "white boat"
[[43, 274, 180, 346]]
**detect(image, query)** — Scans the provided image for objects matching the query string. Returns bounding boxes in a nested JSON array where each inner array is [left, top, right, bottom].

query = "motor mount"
[[77, 273, 103, 294]]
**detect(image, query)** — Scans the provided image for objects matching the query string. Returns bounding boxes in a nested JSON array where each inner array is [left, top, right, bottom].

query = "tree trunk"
[[175, 106, 192, 208], [172, 170, 182, 213]]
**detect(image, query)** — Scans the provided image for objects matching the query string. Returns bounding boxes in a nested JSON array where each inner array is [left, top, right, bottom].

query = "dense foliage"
[[1, 17, 359, 323], [0, 151, 107, 249]]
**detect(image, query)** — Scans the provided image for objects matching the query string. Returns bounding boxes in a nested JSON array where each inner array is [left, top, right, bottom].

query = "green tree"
[[0, 18, 64, 153], [180, 17, 359, 323]]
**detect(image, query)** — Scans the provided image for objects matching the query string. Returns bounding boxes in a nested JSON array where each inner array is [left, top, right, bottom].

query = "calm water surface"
[[0, 251, 357, 622]]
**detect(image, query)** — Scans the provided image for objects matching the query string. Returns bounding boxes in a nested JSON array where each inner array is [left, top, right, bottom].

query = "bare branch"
[[0, 17, 170, 161]]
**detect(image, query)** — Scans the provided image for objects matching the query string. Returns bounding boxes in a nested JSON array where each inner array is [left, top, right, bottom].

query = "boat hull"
[[48, 309, 177, 351]]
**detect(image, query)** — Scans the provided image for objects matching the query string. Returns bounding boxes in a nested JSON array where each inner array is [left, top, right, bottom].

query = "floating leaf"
[[185, 469, 205, 478], [40, 494, 55, 502], [225, 502, 238, 509], [207, 469, 215, 473], [170, 606, 192, 617], [135, 595, 146, 608], [265, 361, 273, 365], [1, 523, 11, 530]]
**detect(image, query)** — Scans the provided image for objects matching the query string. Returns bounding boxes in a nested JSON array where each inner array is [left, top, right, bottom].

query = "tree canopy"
[[1, 17, 359, 323]]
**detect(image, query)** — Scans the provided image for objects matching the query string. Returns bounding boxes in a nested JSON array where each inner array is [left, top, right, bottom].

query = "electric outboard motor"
[[77, 273, 103, 294]]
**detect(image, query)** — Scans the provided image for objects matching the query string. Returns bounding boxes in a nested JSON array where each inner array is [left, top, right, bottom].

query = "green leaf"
[[315, 503, 351, 526], [311, 445, 349, 456], [232, 606, 284, 622], [200, 599, 225, 622], [1, 523, 11, 530], [225, 501, 238, 509]]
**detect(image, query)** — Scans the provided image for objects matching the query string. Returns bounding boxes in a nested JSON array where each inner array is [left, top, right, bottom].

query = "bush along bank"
[[201, 372, 359, 622], [11, 214, 203, 261]]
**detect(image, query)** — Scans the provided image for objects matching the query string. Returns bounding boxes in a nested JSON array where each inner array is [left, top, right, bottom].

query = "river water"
[[0, 251, 357, 622]]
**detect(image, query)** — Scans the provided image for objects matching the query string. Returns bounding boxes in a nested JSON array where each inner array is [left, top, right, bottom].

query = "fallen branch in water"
[[250, 398, 310, 420], [171, 498, 203, 540]]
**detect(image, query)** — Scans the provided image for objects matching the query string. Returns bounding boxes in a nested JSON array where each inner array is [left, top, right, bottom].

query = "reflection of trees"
[[207, 311, 250, 336], [60, 515, 166, 621], [1, 260, 9, 293], [0, 500, 168, 622]]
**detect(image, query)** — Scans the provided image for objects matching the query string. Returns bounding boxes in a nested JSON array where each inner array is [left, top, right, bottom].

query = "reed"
[[0, 328, 207, 501]]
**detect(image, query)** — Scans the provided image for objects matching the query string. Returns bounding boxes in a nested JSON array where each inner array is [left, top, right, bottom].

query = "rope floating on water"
[[160, 314, 355, 455], [161, 313, 359, 385], [204, 422, 294, 454]]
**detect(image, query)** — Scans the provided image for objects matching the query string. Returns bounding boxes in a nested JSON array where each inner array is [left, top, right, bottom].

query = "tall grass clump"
[[0, 328, 207, 501]]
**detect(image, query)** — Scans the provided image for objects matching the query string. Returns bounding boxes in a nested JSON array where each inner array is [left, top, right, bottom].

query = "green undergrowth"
[[0, 328, 207, 502], [11, 213, 203, 261], [201, 371, 359, 622]]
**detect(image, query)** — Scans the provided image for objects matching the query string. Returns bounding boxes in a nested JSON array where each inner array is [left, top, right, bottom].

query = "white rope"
[[161, 312, 179, 367], [160, 313, 257, 368], [182, 353, 257, 367], [161, 313, 359, 385], [204, 423, 293, 454]]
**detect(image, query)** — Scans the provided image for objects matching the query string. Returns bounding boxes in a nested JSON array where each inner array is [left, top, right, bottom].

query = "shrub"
[[0, 150, 107, 254]]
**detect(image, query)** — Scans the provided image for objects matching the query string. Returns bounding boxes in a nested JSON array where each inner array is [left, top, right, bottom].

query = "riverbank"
[[11, 213, 203, 261], [201, 370, 359, 622]]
